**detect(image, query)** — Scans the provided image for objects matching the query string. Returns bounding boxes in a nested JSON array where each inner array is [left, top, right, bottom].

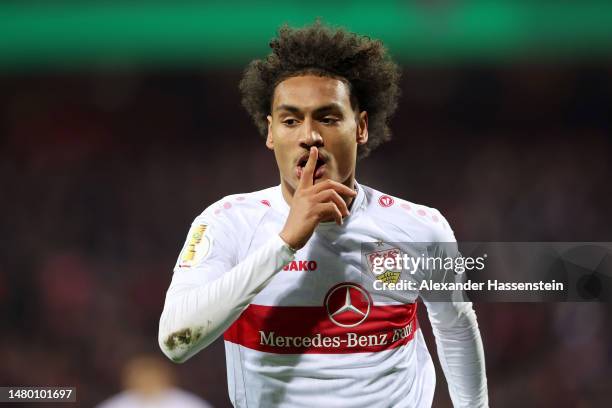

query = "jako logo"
[[283, 260, 318, 271]]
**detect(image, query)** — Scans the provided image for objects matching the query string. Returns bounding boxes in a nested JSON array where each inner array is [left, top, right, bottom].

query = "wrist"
[[279, 231, 301, 252]]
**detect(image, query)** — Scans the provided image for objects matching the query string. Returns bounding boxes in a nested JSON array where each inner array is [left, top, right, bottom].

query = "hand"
[[279, 147, 357, 250]]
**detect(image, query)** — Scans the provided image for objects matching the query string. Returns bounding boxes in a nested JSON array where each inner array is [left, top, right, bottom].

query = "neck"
[[281, 175, 356, 209]]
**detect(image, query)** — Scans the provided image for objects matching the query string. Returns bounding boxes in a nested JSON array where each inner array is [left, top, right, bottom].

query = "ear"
[[356, 111, 368, 145], [265, 115, 274, 150]]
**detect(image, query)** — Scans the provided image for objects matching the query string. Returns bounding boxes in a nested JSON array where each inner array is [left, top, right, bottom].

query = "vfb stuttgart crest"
[[324, 283, 372, 328], [365, 247, 402, 284]]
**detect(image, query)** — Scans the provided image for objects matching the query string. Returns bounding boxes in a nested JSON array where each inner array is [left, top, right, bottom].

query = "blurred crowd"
[[1, 65, 611, 407]]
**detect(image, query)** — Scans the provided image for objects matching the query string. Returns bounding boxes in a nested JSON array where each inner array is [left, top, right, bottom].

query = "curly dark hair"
[[239, 20, 401, 159]]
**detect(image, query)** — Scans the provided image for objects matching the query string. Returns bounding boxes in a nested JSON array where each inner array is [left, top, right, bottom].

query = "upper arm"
[[165, 208, 239, 301], [418, 208, 475, 327]]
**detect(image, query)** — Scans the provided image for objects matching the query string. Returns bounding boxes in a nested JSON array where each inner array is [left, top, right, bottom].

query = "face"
[[266, 75, 368, 195]]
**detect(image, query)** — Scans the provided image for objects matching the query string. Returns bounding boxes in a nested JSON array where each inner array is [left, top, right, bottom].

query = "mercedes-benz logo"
[[324, 283, 372, 328]]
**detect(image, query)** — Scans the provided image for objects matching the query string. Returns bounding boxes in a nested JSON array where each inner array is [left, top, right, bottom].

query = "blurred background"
[[1, 1, 612, 407]]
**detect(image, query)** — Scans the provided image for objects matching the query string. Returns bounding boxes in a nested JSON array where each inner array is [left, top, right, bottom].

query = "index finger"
[[300, 146, 318, 187], [313, 179, 357, 197]]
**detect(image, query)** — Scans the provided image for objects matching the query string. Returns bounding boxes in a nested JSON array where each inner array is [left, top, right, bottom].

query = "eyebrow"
[[274, 103, 344, 115]]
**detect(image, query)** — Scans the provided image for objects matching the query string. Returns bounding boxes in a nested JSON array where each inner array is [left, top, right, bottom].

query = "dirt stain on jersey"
[[164, 327, 203, 351]]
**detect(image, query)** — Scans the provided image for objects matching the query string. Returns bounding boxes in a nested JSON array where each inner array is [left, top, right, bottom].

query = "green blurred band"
[[1, 1, 612, 69]]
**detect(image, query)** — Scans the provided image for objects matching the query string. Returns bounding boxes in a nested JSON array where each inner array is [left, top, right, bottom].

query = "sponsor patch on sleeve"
[[179, 224, 213, 268]]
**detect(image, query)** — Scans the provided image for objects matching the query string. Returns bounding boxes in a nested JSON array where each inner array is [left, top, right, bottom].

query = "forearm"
[[428, 302, 488, 407], [158, 234, 295, 362]]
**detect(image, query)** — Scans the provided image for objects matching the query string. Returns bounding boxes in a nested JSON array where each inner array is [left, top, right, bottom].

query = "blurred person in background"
[[96, 354, 213, 408]]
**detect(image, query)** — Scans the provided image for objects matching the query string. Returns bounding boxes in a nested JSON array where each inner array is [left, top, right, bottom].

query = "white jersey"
[[159, 183, 488, 408]]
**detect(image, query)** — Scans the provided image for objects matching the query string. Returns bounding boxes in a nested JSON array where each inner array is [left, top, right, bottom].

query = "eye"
[[282, 118, 298, 127], [320, 117, 339, 125]]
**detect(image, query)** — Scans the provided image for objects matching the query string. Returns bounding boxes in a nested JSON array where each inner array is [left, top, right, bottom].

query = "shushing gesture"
[[279, 147, 357, 250]]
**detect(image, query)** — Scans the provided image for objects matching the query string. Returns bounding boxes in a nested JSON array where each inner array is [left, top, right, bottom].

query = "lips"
[[295, 152, 328, 180]]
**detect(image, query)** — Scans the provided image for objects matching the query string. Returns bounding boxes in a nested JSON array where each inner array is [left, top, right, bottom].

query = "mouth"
[[296, 152, 328, 180]]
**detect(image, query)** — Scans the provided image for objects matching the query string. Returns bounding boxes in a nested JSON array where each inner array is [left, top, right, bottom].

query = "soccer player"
[[159, 21, 488, 407]]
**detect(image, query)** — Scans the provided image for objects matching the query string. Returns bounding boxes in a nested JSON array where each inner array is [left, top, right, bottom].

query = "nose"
[[298, 118, 324, 150]]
